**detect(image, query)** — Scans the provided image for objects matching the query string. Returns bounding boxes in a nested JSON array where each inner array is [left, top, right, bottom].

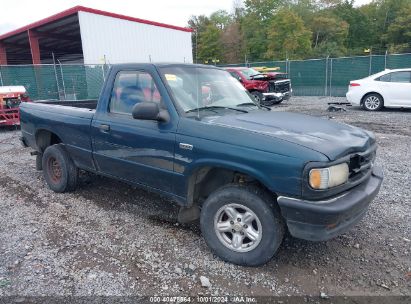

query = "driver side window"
[[109, 71, 162, 115]]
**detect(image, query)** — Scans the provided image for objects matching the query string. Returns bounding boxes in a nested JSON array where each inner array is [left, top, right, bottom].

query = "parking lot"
[[0, 97, 410, 297]]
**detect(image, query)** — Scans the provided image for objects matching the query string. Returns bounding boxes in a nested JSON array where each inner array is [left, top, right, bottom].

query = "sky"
[[1, 0, 373, 36]]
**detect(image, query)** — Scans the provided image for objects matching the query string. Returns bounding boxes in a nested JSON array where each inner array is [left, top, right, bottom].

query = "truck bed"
[[20, 99, 98, 171], [21, 99, 97, 119], [34, 99, 98, 110]]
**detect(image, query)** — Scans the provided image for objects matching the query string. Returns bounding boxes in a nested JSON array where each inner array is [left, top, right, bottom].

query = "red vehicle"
[[0, 86, 30, 127], [225, 67, 292, 106]]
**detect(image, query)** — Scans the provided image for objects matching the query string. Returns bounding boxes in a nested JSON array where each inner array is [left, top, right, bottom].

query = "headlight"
[[309, 163, 349, 190]]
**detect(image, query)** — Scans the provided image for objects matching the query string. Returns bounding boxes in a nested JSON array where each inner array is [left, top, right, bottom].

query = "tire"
[[250, 91, 264, 105], [362, 93, 384, 111], [42, 144, 78, 193], [200, 184, 285, 266], [271, 98, 283, 105]]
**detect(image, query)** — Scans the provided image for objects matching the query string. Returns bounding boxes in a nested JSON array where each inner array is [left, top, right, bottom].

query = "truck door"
[[91, 69, 177, 193]]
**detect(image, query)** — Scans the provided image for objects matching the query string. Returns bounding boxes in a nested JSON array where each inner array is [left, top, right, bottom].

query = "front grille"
[[269, 81, 290, 93], [348, 147, 376, 182], [5, 98, 21, 109]]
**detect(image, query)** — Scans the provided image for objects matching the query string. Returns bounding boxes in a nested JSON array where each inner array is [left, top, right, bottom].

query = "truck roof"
[[112, 63, 222, 69]]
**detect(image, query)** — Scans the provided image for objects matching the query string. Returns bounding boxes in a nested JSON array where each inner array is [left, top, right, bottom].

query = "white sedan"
[[346, 68, 411, 111]]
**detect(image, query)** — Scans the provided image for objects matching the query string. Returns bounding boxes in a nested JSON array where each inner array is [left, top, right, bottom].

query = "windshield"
[[159, 66, 257, 114], [240, 68, 263, 79]]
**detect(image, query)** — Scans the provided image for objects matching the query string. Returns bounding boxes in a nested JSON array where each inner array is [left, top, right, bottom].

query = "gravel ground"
[[0, 97, 410, 298]]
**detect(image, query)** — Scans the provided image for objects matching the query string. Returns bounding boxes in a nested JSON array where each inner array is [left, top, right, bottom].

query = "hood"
[[250, 74, 273, 81], [266, 72, 288, 80], [202, 111, 375, 160], [249, 74, 289, 83]]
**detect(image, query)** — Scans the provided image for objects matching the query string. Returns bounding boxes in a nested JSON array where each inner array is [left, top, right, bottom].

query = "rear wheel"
[[42, 144, 78, 192], [362, 93, 384, 111], [200, 184, 284, 266]]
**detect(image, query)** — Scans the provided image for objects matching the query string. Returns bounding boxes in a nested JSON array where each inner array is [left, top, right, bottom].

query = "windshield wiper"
[[186, 106, 248, 114], [236, 102, 271, 111], [236, 102, 258, 107]]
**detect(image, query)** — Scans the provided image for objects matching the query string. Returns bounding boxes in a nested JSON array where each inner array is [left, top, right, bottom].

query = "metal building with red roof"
[[0, 6, 193, 65]]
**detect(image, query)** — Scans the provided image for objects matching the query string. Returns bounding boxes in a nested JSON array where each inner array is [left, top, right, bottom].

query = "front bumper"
[[277, 165, 383, 241], [263, 91, 291, 101], [263, 92, 283, 101]]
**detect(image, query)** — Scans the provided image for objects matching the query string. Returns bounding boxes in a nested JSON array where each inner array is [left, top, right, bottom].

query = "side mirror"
[[132, 102, 169, 122]]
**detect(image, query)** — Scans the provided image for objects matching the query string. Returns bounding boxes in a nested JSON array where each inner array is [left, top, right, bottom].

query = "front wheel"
[[200, 184, 284, 266], [250, 91, 264, 105], [270, 98, 283, 105], [362, 93, 384, 111]]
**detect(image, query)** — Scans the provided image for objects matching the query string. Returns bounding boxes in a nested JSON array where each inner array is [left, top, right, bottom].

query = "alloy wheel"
[[213, 203, 262, 252], [364, 96, 381, 110]]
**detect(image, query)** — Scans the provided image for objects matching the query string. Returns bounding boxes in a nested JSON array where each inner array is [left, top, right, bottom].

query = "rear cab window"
[[109, 71, 162, 115]]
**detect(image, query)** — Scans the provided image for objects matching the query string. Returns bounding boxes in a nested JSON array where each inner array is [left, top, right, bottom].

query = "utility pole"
[[195, 29, 198, 64]]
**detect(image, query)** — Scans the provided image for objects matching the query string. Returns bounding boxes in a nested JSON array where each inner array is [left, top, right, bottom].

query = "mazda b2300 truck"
[[20, 63, 383, 266]]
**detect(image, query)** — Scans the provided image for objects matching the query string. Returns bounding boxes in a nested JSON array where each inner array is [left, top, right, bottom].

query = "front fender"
[[185, 158, 273, 189], [180, 153, 304, 201]]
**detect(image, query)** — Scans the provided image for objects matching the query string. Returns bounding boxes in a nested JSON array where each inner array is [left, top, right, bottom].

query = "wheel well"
[[35, 130, 62, 153], [186, 167, 272, 207], [361, 92, 384, 105]]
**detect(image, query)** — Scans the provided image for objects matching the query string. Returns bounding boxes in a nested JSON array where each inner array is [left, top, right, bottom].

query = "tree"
[[361, 0, 411, 50], [315, 0, 346, 9], [309, 14, 348, 56], [188, 15, 211, 63], [244, 0, 284, 20], [197, 24, 223, 63], [332, 1, 376, 54], [383, 4, 411, 52], [241, 0, 285, 62], [241, 12, 269, 61], [232, 0, 246, 20], [187, 0, 411, 63], [188, 15, 211, 33], [210, 10, 232, 30], [288, 0, 319, 23], [265, 9, 312, 59], [221, 22, 244, 63]]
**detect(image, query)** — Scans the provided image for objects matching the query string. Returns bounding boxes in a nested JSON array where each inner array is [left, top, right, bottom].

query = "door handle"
[[99, 124, 110, 132]]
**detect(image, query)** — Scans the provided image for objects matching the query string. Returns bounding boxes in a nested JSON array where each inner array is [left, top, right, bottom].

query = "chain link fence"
[[224, 53, 411, 97], [0, 53, 410, 100], [0, 64, 109, 100]]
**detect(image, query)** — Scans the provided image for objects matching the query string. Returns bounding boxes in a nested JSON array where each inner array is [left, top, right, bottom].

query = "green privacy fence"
[[0, 64, 109, 100], [223, 53, 411, 97], [0, 53, 410, 100]]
